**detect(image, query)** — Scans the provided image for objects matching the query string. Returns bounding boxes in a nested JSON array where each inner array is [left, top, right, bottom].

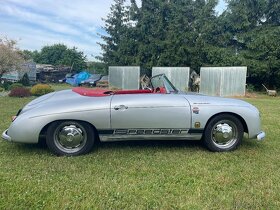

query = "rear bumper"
[[2, 129, 12, 142], [257, 131, 265, 141]]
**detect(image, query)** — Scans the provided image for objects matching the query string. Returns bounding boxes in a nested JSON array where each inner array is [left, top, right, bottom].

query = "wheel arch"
[[204, 112, 248, 134], [38, 119, 100, 144]]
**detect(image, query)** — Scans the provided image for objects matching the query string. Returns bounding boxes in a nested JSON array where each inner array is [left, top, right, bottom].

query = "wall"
[[200, 67, 247, 96], [152, 67, 190, 91], [109, 66, 140, 90]]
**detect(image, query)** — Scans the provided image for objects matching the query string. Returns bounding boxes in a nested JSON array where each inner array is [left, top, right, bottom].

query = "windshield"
[[150, 74, 178, 93]]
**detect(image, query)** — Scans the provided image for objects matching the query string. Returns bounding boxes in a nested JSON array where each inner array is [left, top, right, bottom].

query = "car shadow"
[[97, 140, 204, 151], [8, 138, 262, 155], [10, 141, 49, 155]]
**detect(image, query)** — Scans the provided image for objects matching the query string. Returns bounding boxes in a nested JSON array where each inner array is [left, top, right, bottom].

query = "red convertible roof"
[[72, 87, 112, 97], [72, 87, 153, 97]]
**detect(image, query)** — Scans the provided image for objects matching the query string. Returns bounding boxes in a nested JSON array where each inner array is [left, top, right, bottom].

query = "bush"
[[0, 87, 4, 92], [246, 84, 255, 93], [19, 73, 30, 86], [9, 83, 23, 90], [9, 87, 31, 97], [0, 80, 12, 90], [30, 84, 55, 96]]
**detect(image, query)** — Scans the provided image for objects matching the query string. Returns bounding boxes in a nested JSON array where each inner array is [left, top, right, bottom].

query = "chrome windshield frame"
[[150, 74, 178, 94]]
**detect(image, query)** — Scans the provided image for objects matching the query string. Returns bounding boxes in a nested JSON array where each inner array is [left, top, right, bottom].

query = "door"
[[110, 94, 191, 131]]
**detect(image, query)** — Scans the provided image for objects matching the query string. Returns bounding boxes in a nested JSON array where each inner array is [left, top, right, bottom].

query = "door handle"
[[114, 105, 128, 110]]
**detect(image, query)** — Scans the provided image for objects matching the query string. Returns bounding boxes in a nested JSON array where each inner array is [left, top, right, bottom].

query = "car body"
[[96, 75, 109, 88], [80, 74, 102, 86], [2, 74, 265, 156], [58, 73, 75, 83]]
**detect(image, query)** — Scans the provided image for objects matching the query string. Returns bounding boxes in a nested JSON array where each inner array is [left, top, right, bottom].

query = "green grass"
[[49, 83, 72, 91], [0, 93, 280, 209]]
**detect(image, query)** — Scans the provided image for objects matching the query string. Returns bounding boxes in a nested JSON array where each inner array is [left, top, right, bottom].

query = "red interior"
[[114, 89, 152, 94], [72, 87, 166, 97], [72, 87, 112, 97]]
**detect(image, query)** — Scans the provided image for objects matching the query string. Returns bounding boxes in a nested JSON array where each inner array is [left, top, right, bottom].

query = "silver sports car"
[[2, 74, 265, 156]]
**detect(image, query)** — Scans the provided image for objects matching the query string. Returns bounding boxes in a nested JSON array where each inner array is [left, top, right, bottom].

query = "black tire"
[[203, 114, 244, 152], [46, 121, 95, 156]]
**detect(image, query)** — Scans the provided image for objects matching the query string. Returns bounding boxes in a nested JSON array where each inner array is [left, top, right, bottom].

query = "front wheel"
[[203, 114, 244, 152], [46, 121, 95, 156]]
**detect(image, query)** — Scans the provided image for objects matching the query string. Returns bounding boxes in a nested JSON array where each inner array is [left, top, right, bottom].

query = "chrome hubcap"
[[54, 124, 87, 153], [211, 120, 237, 149]]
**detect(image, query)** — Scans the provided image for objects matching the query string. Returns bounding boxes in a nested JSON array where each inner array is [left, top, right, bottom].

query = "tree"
[[99, 0, 219, 71], [221, 0, 280, 88], [20, 50, 34, 60], [0, 37, 24, 77], [266, 0, 280, 25], [19, 73, 30, 86], [97, 0, 128, 65], [33, 44, 87, 71], [87, 62, 108, 74], [99, 0, 280, 88], [242, 26, 280, 88]]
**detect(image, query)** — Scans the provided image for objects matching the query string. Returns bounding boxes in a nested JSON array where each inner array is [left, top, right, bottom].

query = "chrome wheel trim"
[[54, 123, 87, 154], [211, 120, 238, 149]]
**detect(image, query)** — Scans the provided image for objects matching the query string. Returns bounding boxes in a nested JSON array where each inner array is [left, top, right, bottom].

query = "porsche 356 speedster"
[[2, 74, 265, 156]]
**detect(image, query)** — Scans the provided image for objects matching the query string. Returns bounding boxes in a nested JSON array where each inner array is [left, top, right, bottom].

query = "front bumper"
[[2, 129, 11, 142], [257, 131, 265, 141]]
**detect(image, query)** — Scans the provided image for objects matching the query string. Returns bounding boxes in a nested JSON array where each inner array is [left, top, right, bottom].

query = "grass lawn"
[[0, 92, 279, 209]]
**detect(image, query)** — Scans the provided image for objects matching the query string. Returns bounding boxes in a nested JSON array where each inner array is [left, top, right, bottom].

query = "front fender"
[[7, 108, 110, 143]]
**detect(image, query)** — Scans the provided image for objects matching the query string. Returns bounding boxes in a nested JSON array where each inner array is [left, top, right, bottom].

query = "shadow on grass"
[[241, 138, 264, 149], [11, 142, 50, 155], [8, 138, 263, 156], [11, 140, 204, 155], [98, 140, 205, 151]]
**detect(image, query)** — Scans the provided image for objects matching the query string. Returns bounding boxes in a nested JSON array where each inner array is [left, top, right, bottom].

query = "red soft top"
[[72, 87, 113, 97], [72, 87, 152, 97]]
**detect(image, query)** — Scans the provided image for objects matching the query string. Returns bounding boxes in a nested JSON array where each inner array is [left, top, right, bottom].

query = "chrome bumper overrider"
[[2, 129, 11, 142], [257, 131, 265, 141]]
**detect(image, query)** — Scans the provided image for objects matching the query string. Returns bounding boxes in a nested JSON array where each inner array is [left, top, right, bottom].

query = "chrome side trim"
[[99, 134, 202, 142], [2, 129, 12, 142], [98, 128, 204, 135]]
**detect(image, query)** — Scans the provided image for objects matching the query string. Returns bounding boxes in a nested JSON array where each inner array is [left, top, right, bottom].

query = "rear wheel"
[[203, 114, 244, 152], [46, 121, 95, 156]]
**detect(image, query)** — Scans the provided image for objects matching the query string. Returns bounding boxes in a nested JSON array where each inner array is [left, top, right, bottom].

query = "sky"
[[0, 0, 227, 61]]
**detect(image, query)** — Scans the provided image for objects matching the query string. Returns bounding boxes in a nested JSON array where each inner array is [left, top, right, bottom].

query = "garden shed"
[[109, 66, 141, 90], [1, 61, 36, 82], [200, 66, 247, 96], [152, 67, 190, 91]]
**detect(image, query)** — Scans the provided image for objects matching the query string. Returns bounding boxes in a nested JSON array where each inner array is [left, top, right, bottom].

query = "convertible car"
[[2, 74, 265, 156]]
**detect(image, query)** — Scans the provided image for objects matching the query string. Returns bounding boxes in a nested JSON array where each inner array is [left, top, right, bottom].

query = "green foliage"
[[98, 0, 137, 66], [19, 73, 30, 86], [98, 0, 220, 70], [30, 84, 55, 96], [99, 0, 280, 88], [266, 0, 280, 25], [0, 80, 12, 90], [29, 44, 87, 71], [8, 87, 31, 97], [0, 87, 4, 92], [20, 50, 34, 61], [9, 83, 23, 90], [87, 62, 108, 75]]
